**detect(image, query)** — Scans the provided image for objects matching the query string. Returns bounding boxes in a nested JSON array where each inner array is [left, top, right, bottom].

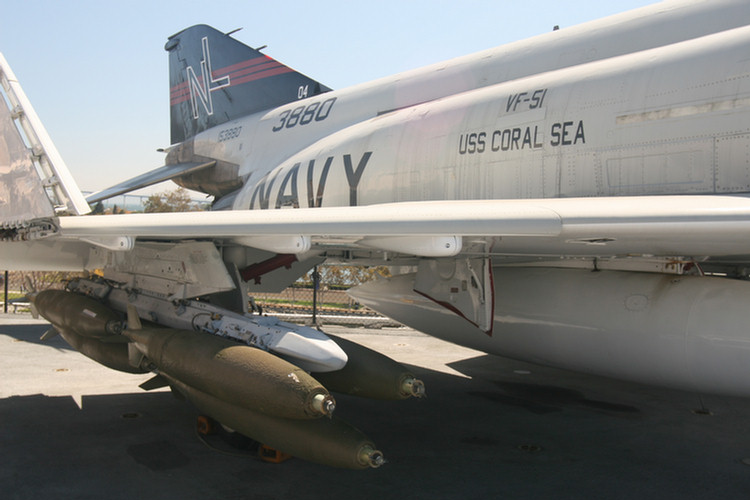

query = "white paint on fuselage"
[[231, 24, 750, 211], [350, 267, 750, 398], [184, 0, 750, 209]]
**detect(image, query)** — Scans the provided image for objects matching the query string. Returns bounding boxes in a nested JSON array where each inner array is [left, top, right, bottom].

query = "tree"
[[12, 271, 85, 292], [143, 187, 207, 213], [297, 265, 391, 288]]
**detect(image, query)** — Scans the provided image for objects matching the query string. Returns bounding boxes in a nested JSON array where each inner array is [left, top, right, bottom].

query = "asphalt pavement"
[[2, 313, 749, 499]]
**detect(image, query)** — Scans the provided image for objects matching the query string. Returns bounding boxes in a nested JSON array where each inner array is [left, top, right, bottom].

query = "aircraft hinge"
[[1, 218, 58, 241], [42, 174, 59, 188]]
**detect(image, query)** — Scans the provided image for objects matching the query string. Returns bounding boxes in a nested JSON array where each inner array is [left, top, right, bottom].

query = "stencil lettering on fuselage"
[[249, 152, 373, 209], [459, 87, 585, 155]]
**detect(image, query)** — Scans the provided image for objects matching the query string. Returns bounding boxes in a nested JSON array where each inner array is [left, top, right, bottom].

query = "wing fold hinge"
[[1, 218, 58, 241]]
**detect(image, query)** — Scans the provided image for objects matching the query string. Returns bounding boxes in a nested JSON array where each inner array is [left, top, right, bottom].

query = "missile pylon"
[[123, 307, 335, 419], [166, 375, 384, 469], [312, 333, 426, 400]]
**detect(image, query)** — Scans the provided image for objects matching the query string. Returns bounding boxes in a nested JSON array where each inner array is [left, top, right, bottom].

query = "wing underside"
[[54, 195, 750, 259], [4, 194, 750, 270]]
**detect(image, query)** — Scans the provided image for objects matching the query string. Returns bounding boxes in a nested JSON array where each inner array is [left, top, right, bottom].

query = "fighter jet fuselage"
[[5, 0, 750, 468]]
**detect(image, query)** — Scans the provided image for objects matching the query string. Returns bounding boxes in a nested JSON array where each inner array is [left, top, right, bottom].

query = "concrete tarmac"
[[2, 313, 750, 499]]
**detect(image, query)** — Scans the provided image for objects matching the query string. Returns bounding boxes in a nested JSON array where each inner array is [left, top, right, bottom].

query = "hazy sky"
[[0, 0, 653, 194]]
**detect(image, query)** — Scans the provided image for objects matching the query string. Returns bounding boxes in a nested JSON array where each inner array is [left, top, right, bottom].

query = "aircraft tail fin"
[[166, 25, 331, 144]]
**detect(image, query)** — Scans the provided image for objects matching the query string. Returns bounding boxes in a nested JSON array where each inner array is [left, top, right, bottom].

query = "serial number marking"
[[272, 97, 337, 132], [218, 126, 242, 142]]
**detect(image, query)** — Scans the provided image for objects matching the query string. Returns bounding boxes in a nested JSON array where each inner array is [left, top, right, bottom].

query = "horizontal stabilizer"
[[86, 161, 215, 203]]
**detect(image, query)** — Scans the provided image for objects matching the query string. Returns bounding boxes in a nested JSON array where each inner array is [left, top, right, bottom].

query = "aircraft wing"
[[4, 194, 750, 262], [56, 195, 750, 258]]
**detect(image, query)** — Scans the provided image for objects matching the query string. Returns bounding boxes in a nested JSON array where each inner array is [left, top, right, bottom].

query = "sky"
[[0, 0, 654, 195]]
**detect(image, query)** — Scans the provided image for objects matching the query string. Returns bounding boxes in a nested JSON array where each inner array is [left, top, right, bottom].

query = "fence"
[[2, 268, 402, 328], [1, 270, 71, 313], [252, 285, 401, 328], [249, 265, 401, 328]]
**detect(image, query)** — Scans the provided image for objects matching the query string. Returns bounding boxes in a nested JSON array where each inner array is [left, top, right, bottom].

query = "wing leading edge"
[[46, 194, 750, 260]]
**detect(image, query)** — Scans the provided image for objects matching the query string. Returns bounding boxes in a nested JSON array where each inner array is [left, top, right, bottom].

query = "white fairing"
[[351, 268, 750, 397]]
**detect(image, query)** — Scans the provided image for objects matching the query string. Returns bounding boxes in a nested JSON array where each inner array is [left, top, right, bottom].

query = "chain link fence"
[[251, 286, 401, 328], [251, 265, 402, 328], [2, 267, 403, 328]]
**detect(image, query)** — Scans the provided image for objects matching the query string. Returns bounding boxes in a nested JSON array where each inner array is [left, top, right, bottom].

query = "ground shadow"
[[3, 343, 750, 499], [0, 322, 75, 351]]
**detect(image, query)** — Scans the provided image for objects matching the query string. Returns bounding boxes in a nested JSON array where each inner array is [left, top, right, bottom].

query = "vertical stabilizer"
[[166, 25, 331, 144]]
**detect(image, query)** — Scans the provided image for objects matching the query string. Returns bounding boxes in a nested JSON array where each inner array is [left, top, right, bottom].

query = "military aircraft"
[[4, 0, 750, 468]]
